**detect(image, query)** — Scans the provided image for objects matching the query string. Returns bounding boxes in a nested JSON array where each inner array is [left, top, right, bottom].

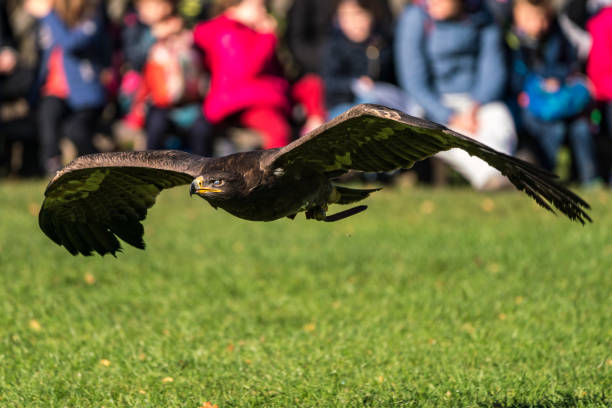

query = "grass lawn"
[[0, 180, 610, 407]]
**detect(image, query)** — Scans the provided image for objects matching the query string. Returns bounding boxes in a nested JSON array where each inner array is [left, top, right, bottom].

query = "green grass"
[[0, 180, 610, 407]]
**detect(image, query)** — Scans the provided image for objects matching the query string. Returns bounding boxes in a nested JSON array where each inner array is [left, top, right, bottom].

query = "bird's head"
[[190, 173, 245, 202]]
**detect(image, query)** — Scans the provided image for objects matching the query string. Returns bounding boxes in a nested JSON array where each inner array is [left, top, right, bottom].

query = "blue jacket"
[[395, 6, 507, 123], [35, 9, 109, 109]]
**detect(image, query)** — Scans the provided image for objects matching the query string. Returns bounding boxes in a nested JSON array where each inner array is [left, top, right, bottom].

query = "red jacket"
[[193, 15, 290, 123], [587, 7, 612, 101]]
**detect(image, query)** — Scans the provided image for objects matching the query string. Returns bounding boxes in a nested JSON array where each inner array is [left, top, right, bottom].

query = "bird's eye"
[[212, 179, 223, 187]]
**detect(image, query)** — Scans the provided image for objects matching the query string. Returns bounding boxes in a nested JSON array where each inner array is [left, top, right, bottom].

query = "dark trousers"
[[145, 106, 214, 156], [0, 68, 34, 102], [521, 109, 596, 184], [38, 96, 100, 172]]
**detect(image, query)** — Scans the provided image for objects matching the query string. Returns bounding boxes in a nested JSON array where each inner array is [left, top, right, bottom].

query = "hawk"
[[39, 104, 591, 256]]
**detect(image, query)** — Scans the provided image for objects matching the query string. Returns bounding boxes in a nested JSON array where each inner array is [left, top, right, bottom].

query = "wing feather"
[[39, 150, 206, 256], [267, 104, 590, 224]]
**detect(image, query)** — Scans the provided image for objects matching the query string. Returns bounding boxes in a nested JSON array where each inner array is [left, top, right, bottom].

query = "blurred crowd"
[[1, 0, 611, 188]]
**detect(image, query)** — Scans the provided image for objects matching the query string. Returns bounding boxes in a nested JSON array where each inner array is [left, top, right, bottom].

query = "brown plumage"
[[39, 104, 591, 256]]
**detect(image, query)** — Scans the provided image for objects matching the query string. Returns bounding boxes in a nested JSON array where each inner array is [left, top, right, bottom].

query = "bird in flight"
[[39, 104, 591, 256]]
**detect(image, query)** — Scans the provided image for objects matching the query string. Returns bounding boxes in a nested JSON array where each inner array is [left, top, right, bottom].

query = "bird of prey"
[[39, 104, 591, 256]]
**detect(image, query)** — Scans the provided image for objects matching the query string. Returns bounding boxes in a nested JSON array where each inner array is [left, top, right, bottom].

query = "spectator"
[[193, 0, 291, 149], [587, 4, 612, 183], [138, 0, 213, 155], [396, 0, 517, 190], [0, 2, 39, 176], [25, 0, 109, 176], [0, 4, 34, 102], [285, 0, 336, 77], [323, 0, 403, 118], [508, 0, 597, 184]]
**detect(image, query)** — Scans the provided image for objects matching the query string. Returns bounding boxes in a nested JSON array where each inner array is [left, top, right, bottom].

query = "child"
[[323, 0, 402, 119], [25, 0, 109, 175], [124, 0, 212, 155], [193, 0, 291, 149], [508, 0, 596, 184]]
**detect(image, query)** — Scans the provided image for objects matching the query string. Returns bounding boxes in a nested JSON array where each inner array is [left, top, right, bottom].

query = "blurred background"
[[1, 0, 611, 189]]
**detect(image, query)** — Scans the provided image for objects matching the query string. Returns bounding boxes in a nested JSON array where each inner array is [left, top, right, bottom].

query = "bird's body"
[[194, 150, 336, 221], [39, 104, 592, 257]]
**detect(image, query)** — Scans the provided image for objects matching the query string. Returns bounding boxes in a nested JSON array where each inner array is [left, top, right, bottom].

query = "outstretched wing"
[[266, 104, 591, 224], [39, 150, 206, 256]]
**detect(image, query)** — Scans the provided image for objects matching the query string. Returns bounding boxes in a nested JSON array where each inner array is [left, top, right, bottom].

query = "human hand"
[[448, 109, 478, 134], [0, 48, 17, 74], [152, 16, 183, 39], [253, 13, 277, 33], [24, 0, 53, 18], [357, 76, 374, 90], [542, 77, 560, 93]]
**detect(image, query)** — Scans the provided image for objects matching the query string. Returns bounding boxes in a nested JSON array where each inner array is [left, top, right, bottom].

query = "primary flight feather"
[[39, 104, 591, 256]]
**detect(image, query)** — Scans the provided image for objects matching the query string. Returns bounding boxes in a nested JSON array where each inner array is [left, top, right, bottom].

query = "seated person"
[[193, 0, 291, 149], [508, 0, 596, 185], [396, 0, 517, 190], [323, 0, 407, 119], [136, 0, 212, 155]]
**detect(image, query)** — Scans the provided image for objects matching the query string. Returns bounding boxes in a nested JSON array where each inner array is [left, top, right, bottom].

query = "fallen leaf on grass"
[[161, 377, 174, 383], [200, 402, 218, 408], [481, 198, 495, 212], [138, 389, 147, 395], [100, 359, 111, 367], [377, 375, 384, 383], [487, 263, 500, 273], [498, 313, 507, 321], [515, 296, 524, 305], [28, 203, 39, 216], [28, 319, 41, 331], [84, 273, 96, 285], [303, 323, 316, 332], [606, 359, 612, 366], [226, 343, 235, 352], [420, 200, 435, 215]]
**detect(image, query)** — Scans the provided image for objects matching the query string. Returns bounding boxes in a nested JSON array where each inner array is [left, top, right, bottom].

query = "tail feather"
[[334, 186, 382, 205]]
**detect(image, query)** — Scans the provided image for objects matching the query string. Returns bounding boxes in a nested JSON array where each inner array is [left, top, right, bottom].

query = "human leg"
[[520, 109, 565, 171], [567, 117, 597, 184], [64, 108, 100, 156], [37, 96, 67, 174], [188, 112, 215, 156], [145, 106, 172, 150], [436, 99, 517, 189], [240, 107, 291, 149]]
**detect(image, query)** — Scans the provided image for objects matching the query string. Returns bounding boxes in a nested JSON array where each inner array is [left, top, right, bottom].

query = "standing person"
[[25, 0, 109, 176], [396, 0, 517, 190], [508, 0, 596, 185], [193, 0, 292, 149]]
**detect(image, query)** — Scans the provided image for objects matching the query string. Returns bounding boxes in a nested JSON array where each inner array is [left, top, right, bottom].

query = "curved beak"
[[190, 177, 222, 196]]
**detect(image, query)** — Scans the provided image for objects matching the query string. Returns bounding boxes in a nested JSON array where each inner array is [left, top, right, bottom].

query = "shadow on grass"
[[360, 391, 609, 407], [483, 392, 609, 408]]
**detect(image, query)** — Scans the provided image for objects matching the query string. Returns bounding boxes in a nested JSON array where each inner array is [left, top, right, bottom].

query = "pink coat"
[[193, 15, 290, 123], [587, 8, 612, 101]]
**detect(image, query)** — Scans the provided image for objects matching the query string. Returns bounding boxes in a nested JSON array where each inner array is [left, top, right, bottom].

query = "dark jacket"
[[322, 28, 395, 108], [0, 3, 14, 49]]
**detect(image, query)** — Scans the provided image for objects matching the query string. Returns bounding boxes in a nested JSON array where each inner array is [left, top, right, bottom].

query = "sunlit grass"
[[0, 180, 610, 407]]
